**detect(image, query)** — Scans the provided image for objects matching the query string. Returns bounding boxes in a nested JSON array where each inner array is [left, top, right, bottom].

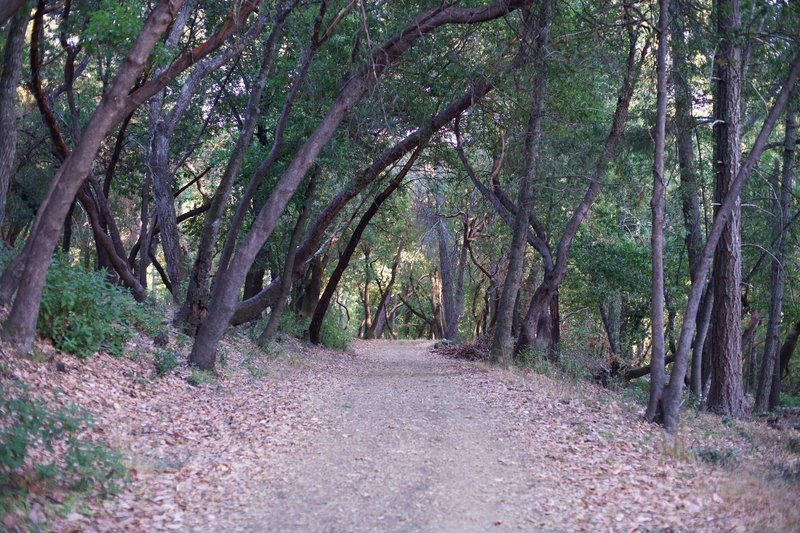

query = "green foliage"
[[277, 312, 310, 339], [37, 256, 156, 358], [319, 316, 349, 351], [620, 378, 650, 406], [154, 349, 181, 376], [84, 0, 145, 55], [779, 393, 800, 408], [0, 382, 125, 497]]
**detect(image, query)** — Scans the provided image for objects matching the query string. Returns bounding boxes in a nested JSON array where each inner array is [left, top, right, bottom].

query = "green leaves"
[[37, 256, 156, 358], [84, 0, 145, 55]]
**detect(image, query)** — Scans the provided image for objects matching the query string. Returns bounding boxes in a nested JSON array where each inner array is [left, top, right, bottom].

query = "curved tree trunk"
[[189, 0, 529, 370], [177, 17, 288, 332], [1, 0, 184, 354], [231, 82, 494, 326]]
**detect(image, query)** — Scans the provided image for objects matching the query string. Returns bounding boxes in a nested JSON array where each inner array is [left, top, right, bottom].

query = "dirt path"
[[28, 335, 798, 531], [240, 340, 541, 532]]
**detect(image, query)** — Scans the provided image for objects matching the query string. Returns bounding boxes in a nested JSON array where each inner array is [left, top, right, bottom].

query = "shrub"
[[154, 348, 181, 376], [694, 445, 737, 466], [37, 256, 157, 358], [277, 312, 310, 339], [320, 316, 349, 351], [0, 382, 125, 496]]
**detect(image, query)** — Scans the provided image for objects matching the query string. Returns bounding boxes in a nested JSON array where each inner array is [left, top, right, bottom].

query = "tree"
[[0, 2, 30, 231], [707, 0, 745, 417], [490, 0, 553, 367], [189, 0, 530, 371], [755, 91, 796, 411], [645, 0, 669, 423]]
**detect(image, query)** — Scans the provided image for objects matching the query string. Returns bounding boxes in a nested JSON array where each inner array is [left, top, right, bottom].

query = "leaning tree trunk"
[[645, 0, 669, 423], [0, 2, 30, 230], [707, 0, 745, 418], [0, 0, 266, 315], [230, 82, 493, 326], [755, 91, 796, 411]]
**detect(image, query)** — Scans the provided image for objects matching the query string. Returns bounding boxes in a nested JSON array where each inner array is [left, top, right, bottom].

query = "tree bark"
[[645, 0, 669, 423], [190, 0, 529, 369], [707, 0, 745, 418], [755, 91, 796, 411], [0, 2, 30, 230], [0, 0, 26, 26]]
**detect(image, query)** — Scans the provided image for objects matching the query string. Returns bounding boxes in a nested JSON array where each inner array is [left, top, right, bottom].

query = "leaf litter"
[[0, 334, 797, 532]]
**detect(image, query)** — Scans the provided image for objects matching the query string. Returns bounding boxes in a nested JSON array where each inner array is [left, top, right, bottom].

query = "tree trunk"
[[0, 0, 26, 26], [779, 321, 800, 382], [434, 191, 458, 340], [176, 20, 284, 333], [231, 82, 493, 326], [190, 0, 529, 370], [364, 244, 403, 340], [491, 0, 553, 367], [516, 17, 642, 355], [0, 2, 30, 230], [755, 91, 795, 411], [1, 0, 183, 354], [259, 175, 315, 342], [707, 0, 745, 418], [645, 0, 669, 423]]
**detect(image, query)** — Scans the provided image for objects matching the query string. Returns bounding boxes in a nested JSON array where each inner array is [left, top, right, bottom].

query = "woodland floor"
[[2, 335, 800, 532]]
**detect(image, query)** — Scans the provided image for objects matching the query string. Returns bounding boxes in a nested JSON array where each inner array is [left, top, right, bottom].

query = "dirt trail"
[[242, 340, 542, 532]]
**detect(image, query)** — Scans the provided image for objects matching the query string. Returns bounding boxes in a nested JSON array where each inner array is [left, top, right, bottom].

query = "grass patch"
[[154, 348, 181, 376]]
